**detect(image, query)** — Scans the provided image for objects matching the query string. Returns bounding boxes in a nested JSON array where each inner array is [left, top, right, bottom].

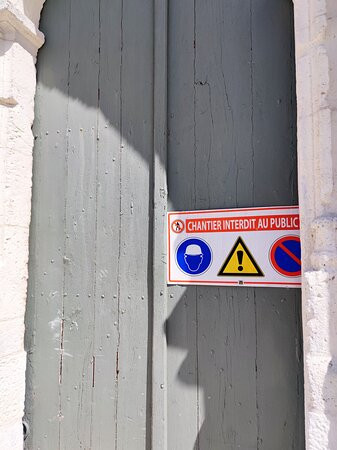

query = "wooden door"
[[25, 0, 304, 448]]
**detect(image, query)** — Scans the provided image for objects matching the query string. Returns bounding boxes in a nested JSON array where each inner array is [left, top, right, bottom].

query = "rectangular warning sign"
[[167, 206, 301, 288]]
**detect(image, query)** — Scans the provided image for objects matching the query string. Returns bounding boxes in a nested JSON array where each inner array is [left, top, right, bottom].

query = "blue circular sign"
[[270, 236, 301, 277], [176, 238, 212, 276]]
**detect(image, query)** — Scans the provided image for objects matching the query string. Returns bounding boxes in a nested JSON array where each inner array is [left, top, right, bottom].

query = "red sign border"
[[168, 206, 301, 287], [269, 235, 301, 277]]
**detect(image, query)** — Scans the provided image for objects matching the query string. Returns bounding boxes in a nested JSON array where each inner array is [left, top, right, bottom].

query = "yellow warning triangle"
[[218, 237, 264, 277]]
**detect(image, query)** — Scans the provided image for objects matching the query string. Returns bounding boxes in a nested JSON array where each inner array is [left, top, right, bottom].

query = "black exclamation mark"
[[237, 250, 243, 271]]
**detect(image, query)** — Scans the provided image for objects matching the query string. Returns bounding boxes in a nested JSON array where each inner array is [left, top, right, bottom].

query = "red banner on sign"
[[185, 214, 299, 233]]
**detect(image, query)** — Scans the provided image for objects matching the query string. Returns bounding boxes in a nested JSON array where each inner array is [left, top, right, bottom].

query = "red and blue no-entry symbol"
[[270, 236, 301, 277]]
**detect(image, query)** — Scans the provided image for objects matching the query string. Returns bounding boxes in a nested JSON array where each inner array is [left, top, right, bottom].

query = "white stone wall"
[[293, 0, 337, 448], [0, 1, 44, 448]]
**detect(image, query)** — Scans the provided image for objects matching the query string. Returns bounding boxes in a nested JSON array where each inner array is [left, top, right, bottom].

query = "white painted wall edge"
[[0, 0, 336, 448], [293, 0, 337, 448], [0, 0, 45, 448]]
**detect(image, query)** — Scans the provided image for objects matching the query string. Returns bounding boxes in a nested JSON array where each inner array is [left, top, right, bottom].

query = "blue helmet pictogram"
[[176, 238, 212, 276]]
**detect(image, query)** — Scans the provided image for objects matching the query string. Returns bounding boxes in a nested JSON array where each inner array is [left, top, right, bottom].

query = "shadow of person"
[[166, 285, 304, 450]]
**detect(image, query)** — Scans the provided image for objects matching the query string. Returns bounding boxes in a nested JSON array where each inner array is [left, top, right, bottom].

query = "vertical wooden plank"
[[151, 0, 168, 448], [197, 290, 258, 449], [24, 0, 71, 448], [193, 1, 257, 447], [167, 0, 196, 209], [194, 0, 255, 210], [58, 0, 100, 447], [251, 0, 304, 448], [166, 288, 199, 450], [252, 0, 298, 206], [115, 0, 154, 448], [255, 291, 304, 449], [90, 0, 122, 448], [167, 0, 199, 447]]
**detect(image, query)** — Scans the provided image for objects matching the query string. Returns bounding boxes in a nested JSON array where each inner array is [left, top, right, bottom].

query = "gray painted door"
[[25, 0, 304, 449]]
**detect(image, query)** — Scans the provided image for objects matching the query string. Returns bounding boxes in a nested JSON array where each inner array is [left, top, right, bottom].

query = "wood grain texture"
[[166, 0, 200, 448], [24, 0, 71, 448], [90, 0, 121, 447], [115, 0, 153, 448], [58, 1, 100, 447], [151, 0, 168, 448], [25, 0, 303, 448]]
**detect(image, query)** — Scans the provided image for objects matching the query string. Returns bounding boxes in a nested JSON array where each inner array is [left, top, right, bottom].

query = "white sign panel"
[[167, 206, 301, 288]]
